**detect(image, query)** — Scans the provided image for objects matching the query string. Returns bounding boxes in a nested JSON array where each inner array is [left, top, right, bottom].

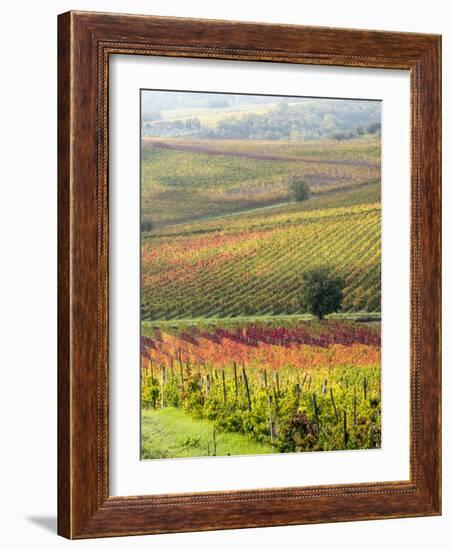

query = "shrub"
[[290, 178, 310, 202], [141, 219, 154, 232]]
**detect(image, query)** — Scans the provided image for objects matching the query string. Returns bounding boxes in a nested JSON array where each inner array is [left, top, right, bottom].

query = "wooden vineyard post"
[[330, 387, 339, 422], [273, 387, 279, 413], [213, 426, 217, 456], [301, 372, 306, 386], [178, 349, 184, 392], [233, 362, 238, 401], [300, 372, 308, 393], [294, 383, 301, 410], [312, 393, 320, 428], [242, 365, 252, 411], [160, 365, 165, 409], [363, 377, 368, 401], [222, 370, 227, 405], [267, 395, 274, 444], [343, 410, 349, 446], [353, 387, 357, 425]]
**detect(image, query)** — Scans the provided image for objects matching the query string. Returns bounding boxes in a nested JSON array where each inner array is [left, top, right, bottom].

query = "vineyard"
[[141, 201, 381, 320], [144, 136, 381, 162], [140, 91, 382, 459], [141, 321, 381, 458], [141, 136, 380, 226]]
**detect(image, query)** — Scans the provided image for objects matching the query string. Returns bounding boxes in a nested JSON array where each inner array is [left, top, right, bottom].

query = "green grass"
[[141, 407, 276, 459]]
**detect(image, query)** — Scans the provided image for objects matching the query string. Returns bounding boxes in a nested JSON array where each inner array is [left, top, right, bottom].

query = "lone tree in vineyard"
[[290, 177, 310, 202], [299, 267, 344, 319]]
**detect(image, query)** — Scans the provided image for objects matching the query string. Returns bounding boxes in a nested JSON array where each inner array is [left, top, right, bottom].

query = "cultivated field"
[[141, 320, 381, 456], [140, 92, 382, 459], [141, 137, 380, 226], [141, 198, 381, 320]]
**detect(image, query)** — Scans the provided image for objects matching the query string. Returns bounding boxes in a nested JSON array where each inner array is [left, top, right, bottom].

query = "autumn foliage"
[[141, 320, 381, 452]]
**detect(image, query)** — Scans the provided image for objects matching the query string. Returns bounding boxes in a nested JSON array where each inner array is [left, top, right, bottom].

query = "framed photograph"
[[58, 11, 441, 538]]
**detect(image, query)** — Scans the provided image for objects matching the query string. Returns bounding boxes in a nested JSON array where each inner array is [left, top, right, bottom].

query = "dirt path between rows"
[[144, 139, 380, 169]]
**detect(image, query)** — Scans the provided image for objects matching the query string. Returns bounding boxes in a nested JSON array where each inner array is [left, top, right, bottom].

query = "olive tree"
[[299, 267, 345, 319]]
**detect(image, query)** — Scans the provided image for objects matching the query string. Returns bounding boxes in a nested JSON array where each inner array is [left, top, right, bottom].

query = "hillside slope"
[[141, 193, 381, 320], [141, 136, 380, 227]]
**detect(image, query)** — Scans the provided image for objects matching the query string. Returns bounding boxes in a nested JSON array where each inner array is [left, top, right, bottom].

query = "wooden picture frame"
[[58, 10, 441, 539]]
